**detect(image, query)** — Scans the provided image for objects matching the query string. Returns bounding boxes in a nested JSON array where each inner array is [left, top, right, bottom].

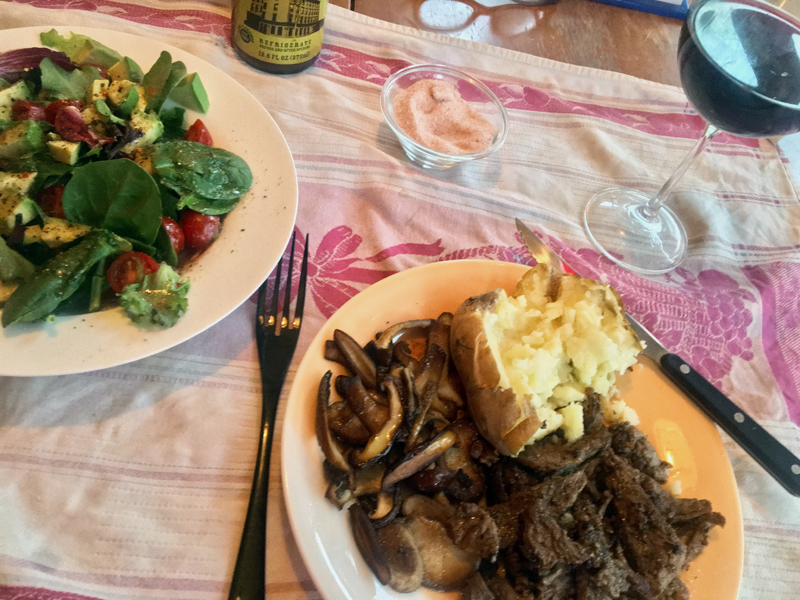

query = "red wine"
[[678, 0, 800, 137]]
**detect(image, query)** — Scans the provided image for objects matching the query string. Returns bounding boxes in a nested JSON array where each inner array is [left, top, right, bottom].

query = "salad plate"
[[0, 26, 298, 376], [281, 259, 743, 600]]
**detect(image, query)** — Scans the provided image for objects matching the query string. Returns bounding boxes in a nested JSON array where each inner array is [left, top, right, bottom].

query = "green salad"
[[0, 30, 253, 328]]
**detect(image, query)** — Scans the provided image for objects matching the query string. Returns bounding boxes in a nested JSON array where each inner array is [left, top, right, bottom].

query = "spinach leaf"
[[117, 87, 139, 119], [160, 107, 186, 141], [95, 99, 127, 126], [39, 58, 101, 100], [142, 52, 187, 114], [88, 256, 108, 312], [63, 159, 162, 245], [1, 229, 131, 327], [125, 238, 157, 257], [30, 152, 74, 195], [0, 236, 35, 282], [158, 182, 180, 220], [154, 224, 178, 267], [153, 141, 253, 200], [178, 193, 240, 215]]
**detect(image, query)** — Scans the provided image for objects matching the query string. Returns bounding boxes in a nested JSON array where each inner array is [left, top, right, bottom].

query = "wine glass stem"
[[641, 123, 720, 220]]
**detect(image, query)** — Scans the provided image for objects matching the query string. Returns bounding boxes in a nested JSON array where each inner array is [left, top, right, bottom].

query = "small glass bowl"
[[380, 64, 509, 169]]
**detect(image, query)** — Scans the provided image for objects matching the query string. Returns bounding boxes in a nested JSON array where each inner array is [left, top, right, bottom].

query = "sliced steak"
[[668, 498, 725, 563], [603, 454, 686, 596], [462, 573, 497, 600], [450, 503, 500, 559], [609, 422, 671, 483], [516, 395, 611, 475], [572, 492, 633, 599], [659, 575, 689, 600], [488, 471, 588, 550], [519, 473, 589, 569]]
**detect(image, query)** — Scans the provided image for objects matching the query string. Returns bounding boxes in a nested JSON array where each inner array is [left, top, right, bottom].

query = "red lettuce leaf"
[[0, 47, 76, 83]]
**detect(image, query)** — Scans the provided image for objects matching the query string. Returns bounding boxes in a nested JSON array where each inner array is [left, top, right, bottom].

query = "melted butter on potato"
[[450, 264, 643, 455]]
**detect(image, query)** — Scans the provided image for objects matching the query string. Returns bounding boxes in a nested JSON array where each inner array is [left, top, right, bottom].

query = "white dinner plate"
[[282, 260, 743, 600], [0, 26, 297, 376]]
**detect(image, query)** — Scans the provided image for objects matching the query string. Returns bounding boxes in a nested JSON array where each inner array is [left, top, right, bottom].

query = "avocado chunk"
[[0, 171, 36, 195], [0, 280, 18, 304], [0, 81, 33, 121], [0, 236, 35, 283], [23, 217, 92, 248], [107, 80, 146, 112], [86, 79, 109, 104], [47, 139, 82, 165], [169, 73, 210, 114], [0, 121, 46, 159], [108, 57, 144, 84], [120, 110, 164, 154], [81, 105, 110, 136], [0, 189, 39, 236]]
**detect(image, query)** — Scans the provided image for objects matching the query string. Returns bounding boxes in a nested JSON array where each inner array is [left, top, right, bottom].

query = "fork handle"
[[227, 372, 284, 600]]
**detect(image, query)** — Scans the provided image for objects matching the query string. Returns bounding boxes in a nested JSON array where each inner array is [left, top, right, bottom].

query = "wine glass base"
[[583, 187, 688, 275]]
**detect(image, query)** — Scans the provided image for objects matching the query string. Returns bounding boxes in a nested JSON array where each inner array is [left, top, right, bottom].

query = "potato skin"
[[450, 289, 541, 456]]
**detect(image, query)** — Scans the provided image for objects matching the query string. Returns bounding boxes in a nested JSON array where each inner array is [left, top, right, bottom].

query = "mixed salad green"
[[0, 30, 253, 328]]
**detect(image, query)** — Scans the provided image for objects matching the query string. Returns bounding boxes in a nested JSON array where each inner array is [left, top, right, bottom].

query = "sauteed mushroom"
[[375, 319, 435, 350], [345, 376, 389, 434], [333, 329, 378, 389], [383, 429, 459, 491], [351, 378, 404, 467], [349, 504, 391, 585], [327, 401, 371, 444], [315, 371, 351, 475], [376, 521, 424, 592]]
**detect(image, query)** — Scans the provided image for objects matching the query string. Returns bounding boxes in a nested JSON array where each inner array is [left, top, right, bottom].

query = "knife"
[[515, 218, 800, 497]]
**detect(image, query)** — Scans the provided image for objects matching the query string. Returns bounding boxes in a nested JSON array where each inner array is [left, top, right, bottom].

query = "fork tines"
[[257, 230, 309, 336]]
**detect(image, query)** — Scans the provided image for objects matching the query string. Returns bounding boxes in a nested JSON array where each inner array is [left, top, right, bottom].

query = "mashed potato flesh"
[[485, 275, 641, 443]]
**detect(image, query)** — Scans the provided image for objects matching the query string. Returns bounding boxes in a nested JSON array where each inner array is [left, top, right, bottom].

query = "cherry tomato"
[[161, 216, 185, 253], [44, 99, 84, 125], [184, 119, 214, 146], [36, 184, 67, 219], [11, 100, 46, 122], [106, 252, 159, 294], [179, 210, 219, 253]]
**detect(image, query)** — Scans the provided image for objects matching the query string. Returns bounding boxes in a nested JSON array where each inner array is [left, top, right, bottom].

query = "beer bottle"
[[231, 0, 329, 74]]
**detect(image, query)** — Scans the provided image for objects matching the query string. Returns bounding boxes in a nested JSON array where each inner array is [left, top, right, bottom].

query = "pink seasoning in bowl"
[[392, 79, 496, 155]]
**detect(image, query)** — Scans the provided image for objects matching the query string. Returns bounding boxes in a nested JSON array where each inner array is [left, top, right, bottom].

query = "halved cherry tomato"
[[44, 99, 84, 125], [161, 216, 185, 253], [184, 119, 214, 147], [11, 100, 46, 122], [106, 252, 159, 294], [179, 210, 219, 252], [36, 184, 67, 219]]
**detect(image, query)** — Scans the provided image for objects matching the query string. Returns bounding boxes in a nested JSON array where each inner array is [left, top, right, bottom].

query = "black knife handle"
[[660, 353, 800, 497]]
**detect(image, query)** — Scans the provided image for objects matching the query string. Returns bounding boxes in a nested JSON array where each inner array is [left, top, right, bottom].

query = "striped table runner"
[[0, 1, 798, 599]]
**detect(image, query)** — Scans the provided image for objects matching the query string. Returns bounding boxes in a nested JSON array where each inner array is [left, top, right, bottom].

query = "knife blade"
[[515, 217, 800, 497]]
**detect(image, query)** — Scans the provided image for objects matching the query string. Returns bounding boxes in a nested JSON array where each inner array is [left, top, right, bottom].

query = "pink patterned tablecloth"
[[0, 1, 799, 599]]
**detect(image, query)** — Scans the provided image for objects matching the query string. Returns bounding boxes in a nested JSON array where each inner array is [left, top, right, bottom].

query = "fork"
[[228, 230, 309, 600]]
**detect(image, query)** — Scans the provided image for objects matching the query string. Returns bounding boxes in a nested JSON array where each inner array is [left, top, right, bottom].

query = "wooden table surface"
[[350, 0, 684, 86]]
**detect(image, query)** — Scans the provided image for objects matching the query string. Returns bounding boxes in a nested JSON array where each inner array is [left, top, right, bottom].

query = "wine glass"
[[583, 0, 800, 274]]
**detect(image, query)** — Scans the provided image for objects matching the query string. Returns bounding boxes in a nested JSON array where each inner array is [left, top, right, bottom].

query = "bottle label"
[[233, 0, 328, 66]]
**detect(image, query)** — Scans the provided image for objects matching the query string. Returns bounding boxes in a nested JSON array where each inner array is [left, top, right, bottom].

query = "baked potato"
[[450, 264, 642, 456]]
